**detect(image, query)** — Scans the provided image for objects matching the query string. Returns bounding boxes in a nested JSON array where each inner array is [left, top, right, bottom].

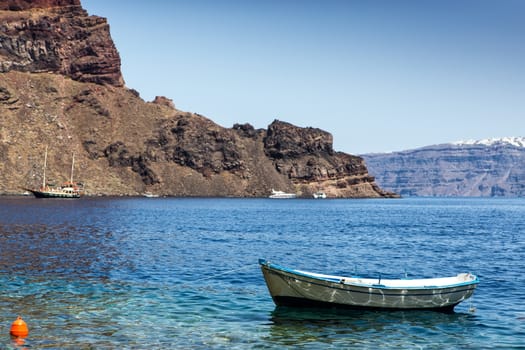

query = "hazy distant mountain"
[[362, 137, 525, 197]]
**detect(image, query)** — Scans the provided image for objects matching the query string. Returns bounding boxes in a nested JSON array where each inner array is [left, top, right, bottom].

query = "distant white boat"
[[313, 191, 327, 199], [143, 192, 159, 198], [259, 259, 479, 312], [269, 189, 296, 199]]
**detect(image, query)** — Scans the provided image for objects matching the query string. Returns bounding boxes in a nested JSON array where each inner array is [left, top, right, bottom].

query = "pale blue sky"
[[82, 0, 524, 154]]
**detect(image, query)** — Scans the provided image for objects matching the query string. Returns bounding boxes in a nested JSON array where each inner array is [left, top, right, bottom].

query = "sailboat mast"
[[70, 153, 75, 184], [42, 146, 48, 189]]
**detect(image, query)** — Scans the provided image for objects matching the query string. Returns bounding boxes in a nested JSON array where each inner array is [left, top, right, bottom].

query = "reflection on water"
[[0, 223, 117, 279], [267, 306, 477, 348]]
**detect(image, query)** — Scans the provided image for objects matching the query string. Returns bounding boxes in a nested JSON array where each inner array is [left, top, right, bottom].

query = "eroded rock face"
[[264, 120, 362, 179], [152, 96, 176, 109], [263, 120, 397, 198], [0, 0, 80, 10], [0, 0, 124, 86], [264, 120, 334, 159], [148, 114, 247, 177]]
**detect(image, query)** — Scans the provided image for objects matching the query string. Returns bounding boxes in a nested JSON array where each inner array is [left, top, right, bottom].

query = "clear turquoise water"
[[0, 197, 524, 348]]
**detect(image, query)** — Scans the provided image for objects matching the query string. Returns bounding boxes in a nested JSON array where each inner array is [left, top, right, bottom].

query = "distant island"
[[362, 137, 525, 197], [0, 0, 396, 198]]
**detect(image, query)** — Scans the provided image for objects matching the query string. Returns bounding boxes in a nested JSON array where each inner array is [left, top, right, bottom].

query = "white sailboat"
[[25, 147, 83, 198]]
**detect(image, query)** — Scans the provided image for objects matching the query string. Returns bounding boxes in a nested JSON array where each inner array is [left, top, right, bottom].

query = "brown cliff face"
[[0, 0, 123, 86], [0, 0, 80, 10], [264, 121, 395, 198], [0, 1, 395, 198], [0, 70, 396, 198]]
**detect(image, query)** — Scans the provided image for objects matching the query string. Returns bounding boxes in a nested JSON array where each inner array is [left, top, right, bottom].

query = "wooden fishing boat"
[[259, 259, 479, 312]]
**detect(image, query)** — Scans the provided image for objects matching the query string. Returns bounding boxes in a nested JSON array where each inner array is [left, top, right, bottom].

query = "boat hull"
[[260, 260, 478, 311], [269, 190, 296, 199], [269, 194, 297, 199], [27, 189, 80, 199]]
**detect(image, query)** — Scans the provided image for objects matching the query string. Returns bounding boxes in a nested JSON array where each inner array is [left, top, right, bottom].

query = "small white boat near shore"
[[313, 191, 327, 199], [269, 189, 296, 199], [143, 192, 159, 198], [259, 259, 479, 312]]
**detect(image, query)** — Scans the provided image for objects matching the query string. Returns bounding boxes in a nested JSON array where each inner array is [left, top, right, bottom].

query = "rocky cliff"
[[362, 138, 525, 197], [0, 0, 123, 86], [0, 0, 394, 198]]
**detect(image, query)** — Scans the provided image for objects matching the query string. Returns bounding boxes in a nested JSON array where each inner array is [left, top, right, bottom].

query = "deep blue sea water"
[[0, 197, 524, 349]]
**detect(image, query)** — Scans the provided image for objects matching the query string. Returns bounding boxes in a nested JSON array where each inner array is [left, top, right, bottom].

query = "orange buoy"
[[10, 316, 29, 337]]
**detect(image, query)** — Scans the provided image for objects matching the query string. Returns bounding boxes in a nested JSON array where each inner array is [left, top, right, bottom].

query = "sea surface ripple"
[[1, 197, 524, 348]]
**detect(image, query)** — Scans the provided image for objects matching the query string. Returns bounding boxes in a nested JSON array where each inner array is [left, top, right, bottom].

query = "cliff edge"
[[0, 0, 123, 86]]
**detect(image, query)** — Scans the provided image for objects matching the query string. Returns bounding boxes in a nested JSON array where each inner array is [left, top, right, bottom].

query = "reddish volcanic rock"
[[264, 120, 334, 159], [261, 120, 396, 198], [0, 0, 124, 86], [152, 96, 176, 109], [0, 0, 80, 10]]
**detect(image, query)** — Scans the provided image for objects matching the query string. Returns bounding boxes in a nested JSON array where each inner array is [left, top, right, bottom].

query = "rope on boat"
[[469, 300, 477, 313]]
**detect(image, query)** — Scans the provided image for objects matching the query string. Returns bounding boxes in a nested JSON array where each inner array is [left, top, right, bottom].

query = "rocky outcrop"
[[362, 139, 525, 197], [0, 0, 393, 198], [152, 96, 176, 109], [264, 121, 395, 198], [0, 0, 80, 10], [0, 0, 124, 86]]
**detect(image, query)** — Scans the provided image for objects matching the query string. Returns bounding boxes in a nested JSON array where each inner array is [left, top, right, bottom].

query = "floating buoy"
[[10, 316, 29, 337]]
